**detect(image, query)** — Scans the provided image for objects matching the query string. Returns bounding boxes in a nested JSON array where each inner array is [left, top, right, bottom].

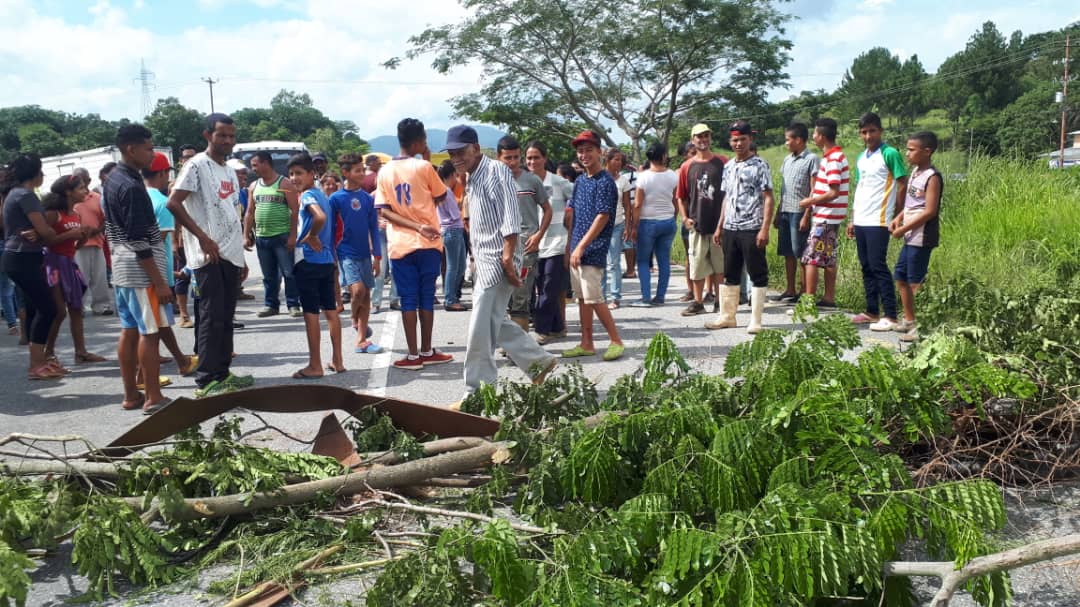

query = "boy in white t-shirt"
[[848, 112, 907, 331]]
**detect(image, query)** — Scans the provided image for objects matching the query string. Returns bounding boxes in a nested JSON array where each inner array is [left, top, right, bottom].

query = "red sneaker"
[[392, 356, 424, 370], [419, 349, 453, 366]]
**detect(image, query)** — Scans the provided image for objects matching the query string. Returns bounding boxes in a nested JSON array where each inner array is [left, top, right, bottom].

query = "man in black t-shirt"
[[675, 123, 725, 316]]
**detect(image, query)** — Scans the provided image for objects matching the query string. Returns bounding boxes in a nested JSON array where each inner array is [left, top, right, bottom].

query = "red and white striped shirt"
[[811, 146, 849, 225]]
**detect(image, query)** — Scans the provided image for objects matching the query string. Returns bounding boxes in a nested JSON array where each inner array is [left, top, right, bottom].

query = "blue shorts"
[[776, 211, 810, 258], [893, 244, 933, 284], [339, 256, 374, 289], [295, 261, 337, 314], [115, 286, 175, 335], [389, 248, 441, 312]]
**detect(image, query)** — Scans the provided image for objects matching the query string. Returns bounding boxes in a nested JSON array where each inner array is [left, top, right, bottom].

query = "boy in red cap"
[[563, 130, 624, 361]]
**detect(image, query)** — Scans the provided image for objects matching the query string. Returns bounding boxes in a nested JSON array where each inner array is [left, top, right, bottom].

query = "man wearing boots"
[[707, 121, 774, 334]]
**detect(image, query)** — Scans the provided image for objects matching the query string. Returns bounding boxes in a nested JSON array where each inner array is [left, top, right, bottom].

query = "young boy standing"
[[563, 130, 624, 361], [287, 152, 343, 379], [849, 112, 908, 331], [374, 118, 453, 370], [799, 117, 849, 308], [889, 131, 942, 342], [773, 123, 818, 303], [330, 153, 382, 354], [708, 120, 774, 334]]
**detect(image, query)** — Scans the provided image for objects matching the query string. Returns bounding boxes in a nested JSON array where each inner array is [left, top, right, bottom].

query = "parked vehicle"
[[231, 141, 309, 176], [40, 145, 174, 190]]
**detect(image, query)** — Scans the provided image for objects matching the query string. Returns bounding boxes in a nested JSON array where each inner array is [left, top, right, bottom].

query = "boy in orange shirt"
[[373, 118, 453, 369]]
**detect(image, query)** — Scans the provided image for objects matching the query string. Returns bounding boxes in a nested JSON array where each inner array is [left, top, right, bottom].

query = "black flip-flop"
[[292, 369, 324, 380]]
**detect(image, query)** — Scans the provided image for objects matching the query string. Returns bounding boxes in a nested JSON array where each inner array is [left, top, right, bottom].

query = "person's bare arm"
[[299, 202, 326, 253], [243, 183, 257, 250], [525, 200, 552, 254], [892, 175, 909, 224], [282, 178, 300, 250], [25, 211, 59, 244], [167, 189, 221, 264], [629, 187, 646, 241], [892, 174, 941, 238], [620, 189, 632, 241], [757, 190, 775, 249], [569, 213, 610, 268], [380, 207, 440, 242], [502, 233, 523, 287]]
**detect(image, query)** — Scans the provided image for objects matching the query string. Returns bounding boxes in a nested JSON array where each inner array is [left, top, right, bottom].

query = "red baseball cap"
[[149, 152, 172, 172], [571, 130, 602, 149]]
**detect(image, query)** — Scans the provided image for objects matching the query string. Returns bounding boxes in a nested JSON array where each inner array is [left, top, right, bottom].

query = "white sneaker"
[[898, 327, 919, 342], [869, 318, 898, 332]]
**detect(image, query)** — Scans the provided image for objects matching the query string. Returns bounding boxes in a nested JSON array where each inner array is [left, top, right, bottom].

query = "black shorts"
[[294, 261, 336, 314]]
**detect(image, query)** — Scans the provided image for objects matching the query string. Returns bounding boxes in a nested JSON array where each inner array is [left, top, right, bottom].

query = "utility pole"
[[202, 77, 219, 113], [1059, 35, 1071, 168]]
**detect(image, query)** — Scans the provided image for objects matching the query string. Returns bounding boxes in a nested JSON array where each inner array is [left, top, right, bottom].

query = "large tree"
[[839, 47, 902, 118], [144, 97, 205, 155], [393, 0, 792, 156]]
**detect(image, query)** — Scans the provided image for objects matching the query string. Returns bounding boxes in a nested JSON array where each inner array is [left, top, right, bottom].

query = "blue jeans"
[[441, 227, 466, 306], [855, 226, 897, 318], [602, 222, 625, 302], [635, 217, 676, 303], [0, 271, 17, 328], [372, 228, 398, 308], [534, 255, 566, 335], [255, 234, 300, 310]]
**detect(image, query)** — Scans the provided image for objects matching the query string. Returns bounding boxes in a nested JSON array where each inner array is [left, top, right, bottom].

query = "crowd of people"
[[0, 110, 942, 413]]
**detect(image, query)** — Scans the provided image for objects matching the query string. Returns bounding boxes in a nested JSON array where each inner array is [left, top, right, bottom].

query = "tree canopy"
[[393, 0, 792, 156]]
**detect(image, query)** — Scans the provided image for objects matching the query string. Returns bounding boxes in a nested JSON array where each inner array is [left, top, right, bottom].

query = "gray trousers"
[[75, 246, 110, 313], [464, 273, 554, 396]]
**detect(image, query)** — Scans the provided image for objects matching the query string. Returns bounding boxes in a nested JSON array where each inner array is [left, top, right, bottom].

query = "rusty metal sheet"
[[99, 384, 499, 458], [310, 413, 363, 468]]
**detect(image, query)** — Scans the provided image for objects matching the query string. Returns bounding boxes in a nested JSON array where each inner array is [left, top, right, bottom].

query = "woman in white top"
[[626, 142, 678, 306], [525, 141, 574, 343]]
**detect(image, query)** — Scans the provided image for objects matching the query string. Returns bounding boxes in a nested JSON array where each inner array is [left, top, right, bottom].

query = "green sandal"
[[562, 346, 596, 358], [602, 343, 625, 361]]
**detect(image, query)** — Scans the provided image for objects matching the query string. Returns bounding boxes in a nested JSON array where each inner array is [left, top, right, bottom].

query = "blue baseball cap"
[[442, 125, 479, 151]]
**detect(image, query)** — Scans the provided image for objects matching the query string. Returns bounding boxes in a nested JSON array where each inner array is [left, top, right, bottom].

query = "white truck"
[[230, 141, 309, 177], [39, 145, 174, 190]]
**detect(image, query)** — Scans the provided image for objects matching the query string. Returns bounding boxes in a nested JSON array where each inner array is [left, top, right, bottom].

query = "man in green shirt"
[[243, 151, 301, 318]]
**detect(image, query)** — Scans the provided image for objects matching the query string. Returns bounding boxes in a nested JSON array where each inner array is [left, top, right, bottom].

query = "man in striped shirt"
[[445, 125, 556, 399], [799, 117, 848, 308]]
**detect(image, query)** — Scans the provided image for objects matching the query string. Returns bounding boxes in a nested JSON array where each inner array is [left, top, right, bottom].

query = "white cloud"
[[0, 0, 482, 139]]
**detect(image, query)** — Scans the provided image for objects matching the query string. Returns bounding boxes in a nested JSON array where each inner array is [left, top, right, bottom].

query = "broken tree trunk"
[[884, 533, 1080, 606], [122, 440, 513, 521]]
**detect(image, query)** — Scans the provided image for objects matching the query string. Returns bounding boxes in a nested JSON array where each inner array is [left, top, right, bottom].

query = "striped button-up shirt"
[[466, 155, 522, 290]]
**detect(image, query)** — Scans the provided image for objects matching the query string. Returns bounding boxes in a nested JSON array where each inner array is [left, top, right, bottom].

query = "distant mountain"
[[367, 125, 506, 155]]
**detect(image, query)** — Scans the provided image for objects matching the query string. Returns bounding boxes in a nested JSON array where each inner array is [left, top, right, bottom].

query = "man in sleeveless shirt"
[[244, 151, 301, 318]]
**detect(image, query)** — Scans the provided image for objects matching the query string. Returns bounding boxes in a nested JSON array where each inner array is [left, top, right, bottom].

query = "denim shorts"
[[339, 256, 374, 289], [893, 244, 933, 284], [777, 211, 810, 258]]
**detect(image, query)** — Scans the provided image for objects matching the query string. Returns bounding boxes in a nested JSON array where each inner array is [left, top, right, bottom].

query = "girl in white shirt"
[[627, 142, 678, 306]]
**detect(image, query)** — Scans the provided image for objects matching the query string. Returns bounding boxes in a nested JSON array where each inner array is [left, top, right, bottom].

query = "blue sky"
[[0, 0, 1076, 140]]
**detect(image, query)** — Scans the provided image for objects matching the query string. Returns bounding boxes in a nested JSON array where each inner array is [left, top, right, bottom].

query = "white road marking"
[[366, 311, 400, 397]]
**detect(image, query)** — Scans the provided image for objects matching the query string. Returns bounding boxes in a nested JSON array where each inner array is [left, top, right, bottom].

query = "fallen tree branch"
[[305, 556, 402, 576], [884, 534, 1080, 606], [121, 441, 514, 521], [223, 544, 343, 607], [1, 460, 123, 479], [338, 499, 555, 536], [357, 436, 488, 466]]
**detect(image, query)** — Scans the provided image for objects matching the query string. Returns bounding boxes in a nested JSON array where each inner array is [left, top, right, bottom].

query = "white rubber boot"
[[705, 285, 740, 329], [747, 287, 767, 334]]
